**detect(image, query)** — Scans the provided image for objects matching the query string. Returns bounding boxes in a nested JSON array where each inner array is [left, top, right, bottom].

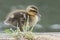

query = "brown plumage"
[[4, 10, 28, 31]]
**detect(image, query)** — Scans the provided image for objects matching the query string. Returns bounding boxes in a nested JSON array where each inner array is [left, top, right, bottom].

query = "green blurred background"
[[0, 0, 60, 32]]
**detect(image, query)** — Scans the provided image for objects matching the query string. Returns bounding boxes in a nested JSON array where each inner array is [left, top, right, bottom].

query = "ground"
[[0, 33, 60, 40]]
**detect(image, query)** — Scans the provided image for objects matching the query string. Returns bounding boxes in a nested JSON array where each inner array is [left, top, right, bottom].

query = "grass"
[[4, 27, 35, 40], [4, 15, 35, 40]]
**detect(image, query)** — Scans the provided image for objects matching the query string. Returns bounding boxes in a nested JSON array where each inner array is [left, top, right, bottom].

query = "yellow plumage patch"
[[28, 12, 36, 16]]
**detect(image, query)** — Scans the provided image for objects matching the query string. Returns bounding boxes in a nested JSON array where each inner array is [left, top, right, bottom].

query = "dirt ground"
[[0, 33, 60, 40]]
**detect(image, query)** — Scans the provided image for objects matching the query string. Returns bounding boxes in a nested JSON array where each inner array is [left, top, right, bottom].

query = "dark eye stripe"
[[31, 7, 37, 10], [30, 10, 37, 13]]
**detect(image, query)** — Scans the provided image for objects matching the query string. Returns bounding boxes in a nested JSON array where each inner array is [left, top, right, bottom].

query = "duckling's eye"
[[10, 15, 14, 18]]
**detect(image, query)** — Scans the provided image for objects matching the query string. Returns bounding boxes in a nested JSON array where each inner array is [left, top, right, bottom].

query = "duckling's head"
[[26, 5, 39, 16]]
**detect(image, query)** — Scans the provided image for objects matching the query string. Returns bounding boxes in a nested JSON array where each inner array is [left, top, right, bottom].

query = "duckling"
[[4, 5, 41, 31], [26, 5, 41, 31]]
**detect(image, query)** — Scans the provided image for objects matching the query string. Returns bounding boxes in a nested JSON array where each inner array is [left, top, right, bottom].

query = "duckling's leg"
[[17, 19, 23, 31]]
